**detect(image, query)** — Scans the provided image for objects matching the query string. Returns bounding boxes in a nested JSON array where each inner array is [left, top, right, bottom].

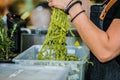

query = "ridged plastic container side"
[[13, 45, 89, 80]]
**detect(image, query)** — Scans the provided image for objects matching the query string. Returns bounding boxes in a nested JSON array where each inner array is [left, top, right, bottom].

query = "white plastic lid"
[[0, 64, 69, 80]]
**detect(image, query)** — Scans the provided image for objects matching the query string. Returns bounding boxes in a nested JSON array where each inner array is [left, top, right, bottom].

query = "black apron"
[[87, 0, 120, 80]]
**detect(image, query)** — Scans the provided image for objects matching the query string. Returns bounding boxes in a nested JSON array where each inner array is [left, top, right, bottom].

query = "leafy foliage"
[[0, 17, 15, 60]]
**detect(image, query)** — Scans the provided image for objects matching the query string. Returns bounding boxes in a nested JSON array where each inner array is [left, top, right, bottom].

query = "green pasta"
[[38, 8, 78, 61]]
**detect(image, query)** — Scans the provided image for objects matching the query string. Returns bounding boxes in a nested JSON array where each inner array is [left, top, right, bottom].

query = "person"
[[90, 0, 104, 3], [28, 2, 51, 29], [48, 0, 120, 80], [0, 0, 13, 24]]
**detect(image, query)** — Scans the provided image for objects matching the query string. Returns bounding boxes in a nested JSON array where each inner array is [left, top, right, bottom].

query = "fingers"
[[47, 0, 52, 2], [47, 0, 65, 10], [48, 0, 55, 7], [48, 2, 54, 7]]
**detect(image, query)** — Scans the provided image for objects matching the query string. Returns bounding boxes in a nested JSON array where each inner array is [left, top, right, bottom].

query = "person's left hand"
[[48, 0, 72, 10]]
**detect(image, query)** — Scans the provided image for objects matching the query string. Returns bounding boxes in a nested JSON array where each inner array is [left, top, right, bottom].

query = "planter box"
[[0, 53, 18, 63], [0, 60, 13, 63]]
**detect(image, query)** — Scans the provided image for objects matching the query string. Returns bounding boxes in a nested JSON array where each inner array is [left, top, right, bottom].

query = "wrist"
[[64, 0, 82, 14], [69, 4, 83, 19]]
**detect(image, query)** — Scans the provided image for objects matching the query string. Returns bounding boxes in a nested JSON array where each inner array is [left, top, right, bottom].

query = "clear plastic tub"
[[13, 45, 90, 80], [0, 64, 69, 80]]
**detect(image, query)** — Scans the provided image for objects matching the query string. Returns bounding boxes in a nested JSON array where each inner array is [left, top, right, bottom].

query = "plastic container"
[[0, 64, 69, 80], [13, 45, 90, 80]]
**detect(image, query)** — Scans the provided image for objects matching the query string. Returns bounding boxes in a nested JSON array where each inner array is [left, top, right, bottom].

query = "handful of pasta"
[[38, 8, 78, 61]]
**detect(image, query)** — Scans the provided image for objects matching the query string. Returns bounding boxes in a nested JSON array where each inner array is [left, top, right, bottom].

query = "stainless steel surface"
[[20, 29, 82, 52], [21, 28, 31, 34]]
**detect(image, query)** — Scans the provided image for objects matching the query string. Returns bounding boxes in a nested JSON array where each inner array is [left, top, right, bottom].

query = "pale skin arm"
[[49, 0, 120, 63]]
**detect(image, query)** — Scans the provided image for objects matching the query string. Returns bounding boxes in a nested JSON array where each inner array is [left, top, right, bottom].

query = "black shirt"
[[87, 0, 120, 80], [103, 0, 120, 31]]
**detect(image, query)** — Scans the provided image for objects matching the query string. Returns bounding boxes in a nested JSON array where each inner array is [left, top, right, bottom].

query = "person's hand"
[[48, 0, 72, 10], [48, 0, 91, 17]]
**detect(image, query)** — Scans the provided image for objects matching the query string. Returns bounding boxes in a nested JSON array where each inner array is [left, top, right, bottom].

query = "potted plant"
[[0, 17, 17, 62]]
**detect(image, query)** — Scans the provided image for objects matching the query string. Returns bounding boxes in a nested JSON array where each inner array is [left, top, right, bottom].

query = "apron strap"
[[100, 0, 117, 20]]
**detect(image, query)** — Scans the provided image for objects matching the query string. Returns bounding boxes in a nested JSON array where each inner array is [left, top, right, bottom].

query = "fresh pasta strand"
[[38, 8, 78, 61]]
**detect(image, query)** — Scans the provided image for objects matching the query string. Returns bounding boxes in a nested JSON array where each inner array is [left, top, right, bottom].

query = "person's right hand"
[[48, 0, 91, 17], [48, 0, 72, 10]]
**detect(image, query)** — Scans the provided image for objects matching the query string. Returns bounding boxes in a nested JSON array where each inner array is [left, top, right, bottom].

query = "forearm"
[[69, 4, 112, 62]]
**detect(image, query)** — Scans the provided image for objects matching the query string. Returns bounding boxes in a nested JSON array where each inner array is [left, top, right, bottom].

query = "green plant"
[[0, 17, 17, 60]]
